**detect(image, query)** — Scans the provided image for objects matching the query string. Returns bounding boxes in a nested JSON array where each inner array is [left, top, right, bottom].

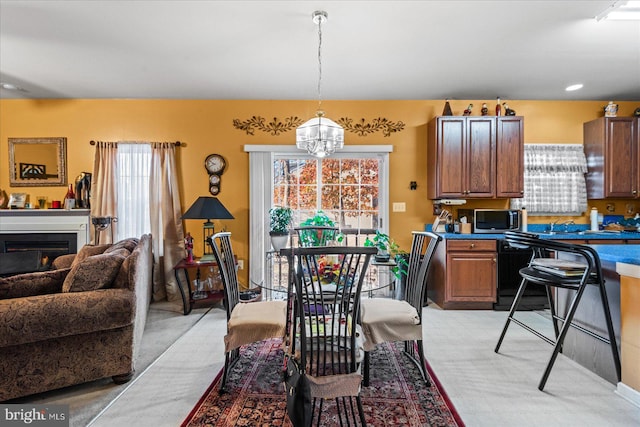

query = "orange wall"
[[1, 99, 638, 285]]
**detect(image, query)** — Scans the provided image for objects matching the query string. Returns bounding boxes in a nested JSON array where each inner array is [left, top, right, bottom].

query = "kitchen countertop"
[[426, 224, 640, 241], [590, 244, 640, 266]]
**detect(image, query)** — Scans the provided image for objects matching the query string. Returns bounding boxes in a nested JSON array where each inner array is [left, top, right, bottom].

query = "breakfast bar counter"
[[590, 245, 640, 407], [553, 244, 639, 407]]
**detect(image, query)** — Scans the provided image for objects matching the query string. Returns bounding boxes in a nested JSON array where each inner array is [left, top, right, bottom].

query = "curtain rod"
[[89, 140, 182, 146]]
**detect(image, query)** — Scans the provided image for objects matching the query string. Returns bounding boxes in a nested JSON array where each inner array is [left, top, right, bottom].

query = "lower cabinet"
[[429, 239, 497, 309]]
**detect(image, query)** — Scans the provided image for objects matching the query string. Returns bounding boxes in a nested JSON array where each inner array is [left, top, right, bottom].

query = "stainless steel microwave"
[[473, 209, 521, 233]]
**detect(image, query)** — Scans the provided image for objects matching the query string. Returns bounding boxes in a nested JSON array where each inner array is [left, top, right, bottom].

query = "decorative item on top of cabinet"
[[481, 103, 489, 116], [583, 117, 639, 199], [427, 116, 524, 199], [604, 101, 618, 117], [442, 99, 453, 116], [503, 102, 516, 116], [463, 104, 473, 116], [495, 97, 502, 116]]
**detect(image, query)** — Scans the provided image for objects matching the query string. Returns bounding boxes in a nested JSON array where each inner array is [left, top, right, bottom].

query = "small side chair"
[[207, 232, 288, 393]]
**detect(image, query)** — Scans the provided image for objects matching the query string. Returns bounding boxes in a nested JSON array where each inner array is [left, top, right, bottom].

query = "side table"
[[173, 258, 224, 315]]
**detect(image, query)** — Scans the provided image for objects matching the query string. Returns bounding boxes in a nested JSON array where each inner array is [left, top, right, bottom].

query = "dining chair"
[[294, 226, 339, 247], [287, 245, 377, 426], [360, 231, 442, 386], [207, 232, 288, 393], [495, 231, 621, 391]]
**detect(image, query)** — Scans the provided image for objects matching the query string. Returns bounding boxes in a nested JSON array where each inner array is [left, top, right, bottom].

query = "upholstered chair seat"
[[225, 300, 287, 352], [360, 298, 421, 352]]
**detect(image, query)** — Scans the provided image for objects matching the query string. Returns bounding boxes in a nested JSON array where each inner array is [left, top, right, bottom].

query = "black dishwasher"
[[493, 239, 549, 311]]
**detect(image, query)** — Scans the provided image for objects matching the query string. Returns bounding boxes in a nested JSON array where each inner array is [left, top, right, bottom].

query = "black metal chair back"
[[287, 245, 376, 425], [404, 231, 442, 318], [207, 232, 239, 321]]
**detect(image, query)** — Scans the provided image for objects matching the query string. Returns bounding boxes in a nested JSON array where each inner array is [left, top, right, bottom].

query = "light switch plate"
[[392, 202, 406, 212]]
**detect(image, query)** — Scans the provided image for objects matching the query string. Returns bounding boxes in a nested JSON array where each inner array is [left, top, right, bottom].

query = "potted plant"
[[269, 206, 293, 251], [364, 230, 408, 279], [299, 211, 344, 245], [300, 210, 336, 227]]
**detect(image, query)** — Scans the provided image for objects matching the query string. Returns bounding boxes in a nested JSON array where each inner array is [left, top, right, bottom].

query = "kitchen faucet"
[[549, 219, 575, 232]]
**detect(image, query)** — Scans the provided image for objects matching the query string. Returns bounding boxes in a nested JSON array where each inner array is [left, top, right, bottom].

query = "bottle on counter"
[[521, 207, 528, 232], [590, 207, 599, 231], [64, 184, 76, 210]]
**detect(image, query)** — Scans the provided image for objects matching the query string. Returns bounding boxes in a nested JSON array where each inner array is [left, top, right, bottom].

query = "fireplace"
[[0, 233, 77, 275], [0, 209, 90, 275]]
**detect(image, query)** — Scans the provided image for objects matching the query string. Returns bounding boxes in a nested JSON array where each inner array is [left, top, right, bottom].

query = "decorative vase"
[[270, 233, 289, 251]]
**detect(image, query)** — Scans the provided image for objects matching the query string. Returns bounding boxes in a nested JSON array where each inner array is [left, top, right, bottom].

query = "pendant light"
[[296, 10, 344, 158]]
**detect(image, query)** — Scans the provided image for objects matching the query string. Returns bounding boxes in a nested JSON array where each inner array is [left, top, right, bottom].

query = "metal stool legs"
[[495, 275, 621, 391]]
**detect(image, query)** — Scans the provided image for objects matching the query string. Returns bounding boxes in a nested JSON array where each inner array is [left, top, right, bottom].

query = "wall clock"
[[205, 154, 226, 196], [205, 154, 226, 175]]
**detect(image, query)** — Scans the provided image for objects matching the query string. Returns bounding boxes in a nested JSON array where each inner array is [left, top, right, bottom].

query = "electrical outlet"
[[392, 202, 406, 212], [606, 203, 616, 213], [237, 259, 244, 270], [626, 203, 636, 214]]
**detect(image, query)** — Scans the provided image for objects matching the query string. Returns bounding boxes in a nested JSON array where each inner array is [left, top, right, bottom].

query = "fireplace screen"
[[0, 233, 76, 276]]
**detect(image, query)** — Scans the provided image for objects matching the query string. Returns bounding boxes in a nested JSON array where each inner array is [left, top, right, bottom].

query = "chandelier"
[[296, 10, 344, 158]]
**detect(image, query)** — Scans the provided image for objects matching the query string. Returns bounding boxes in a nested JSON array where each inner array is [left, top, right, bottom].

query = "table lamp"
[[181, 196, 234, 261]]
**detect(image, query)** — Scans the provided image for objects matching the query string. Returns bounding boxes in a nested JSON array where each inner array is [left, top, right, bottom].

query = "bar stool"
[[495, 231, 621, 391]]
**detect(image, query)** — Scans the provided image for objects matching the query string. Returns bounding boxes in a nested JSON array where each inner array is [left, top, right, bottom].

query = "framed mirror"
[[8, 137, 67, 187]]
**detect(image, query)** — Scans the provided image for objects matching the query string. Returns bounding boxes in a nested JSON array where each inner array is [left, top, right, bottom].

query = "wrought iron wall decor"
[[336, 117, 405, 137], [233, 115, 405, 137], [233, 116, 304, 136]]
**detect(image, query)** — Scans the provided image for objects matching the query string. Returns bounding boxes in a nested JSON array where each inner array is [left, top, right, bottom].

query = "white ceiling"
[[1, 0, 639, 101]]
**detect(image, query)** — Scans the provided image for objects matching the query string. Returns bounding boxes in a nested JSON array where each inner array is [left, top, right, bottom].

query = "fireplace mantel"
[[0, 209, 91, 249]]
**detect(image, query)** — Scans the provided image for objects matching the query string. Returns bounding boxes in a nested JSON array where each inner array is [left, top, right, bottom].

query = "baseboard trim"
[[616, 382, 640, 408]]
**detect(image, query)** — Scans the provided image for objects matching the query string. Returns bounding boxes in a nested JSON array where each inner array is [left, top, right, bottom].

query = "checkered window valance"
[[510, 144, 588, 215]]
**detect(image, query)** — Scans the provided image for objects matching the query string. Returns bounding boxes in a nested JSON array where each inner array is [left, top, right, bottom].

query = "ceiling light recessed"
[[565, 84, 584, 92], [596, 1, 640, 21], [1, 82, 27, 92]]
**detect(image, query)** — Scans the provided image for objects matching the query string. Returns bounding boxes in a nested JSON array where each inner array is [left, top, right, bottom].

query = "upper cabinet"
[[495, 117, 524, 198], [584, 117, 639, 199], [427, 116, 524, 199]]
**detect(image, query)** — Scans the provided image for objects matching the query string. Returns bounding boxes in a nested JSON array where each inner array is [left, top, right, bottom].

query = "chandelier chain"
[[317, 14, 323, 110]]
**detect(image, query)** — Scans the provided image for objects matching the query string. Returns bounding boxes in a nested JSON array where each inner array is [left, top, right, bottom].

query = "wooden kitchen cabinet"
[[584, 117, 639, 199], [427, 116, 523, 199], [496, 117, 524, 197], [428, 239, 497, 309]]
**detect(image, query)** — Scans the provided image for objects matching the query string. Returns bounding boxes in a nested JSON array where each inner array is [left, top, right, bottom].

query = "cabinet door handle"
[[469, 243, 475, 248], [492, 258, 497, 263]]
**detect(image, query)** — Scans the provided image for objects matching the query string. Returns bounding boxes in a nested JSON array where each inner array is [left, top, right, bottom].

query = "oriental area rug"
[[182, 339, 464, 427]]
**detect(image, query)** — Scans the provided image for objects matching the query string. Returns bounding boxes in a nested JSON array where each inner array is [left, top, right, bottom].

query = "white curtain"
[[117, 144, 151, 240], [510, 144, 588, 215]]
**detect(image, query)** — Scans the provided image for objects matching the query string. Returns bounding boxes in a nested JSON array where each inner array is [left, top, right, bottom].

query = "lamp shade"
[[181, 197, 234, 221]]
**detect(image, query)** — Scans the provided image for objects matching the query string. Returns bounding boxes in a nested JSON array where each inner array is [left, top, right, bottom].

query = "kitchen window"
[[510, 144, 588, 215]]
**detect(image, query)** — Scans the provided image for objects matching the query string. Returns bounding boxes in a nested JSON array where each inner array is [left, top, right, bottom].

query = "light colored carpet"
[[10, 300, 216, 427]]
